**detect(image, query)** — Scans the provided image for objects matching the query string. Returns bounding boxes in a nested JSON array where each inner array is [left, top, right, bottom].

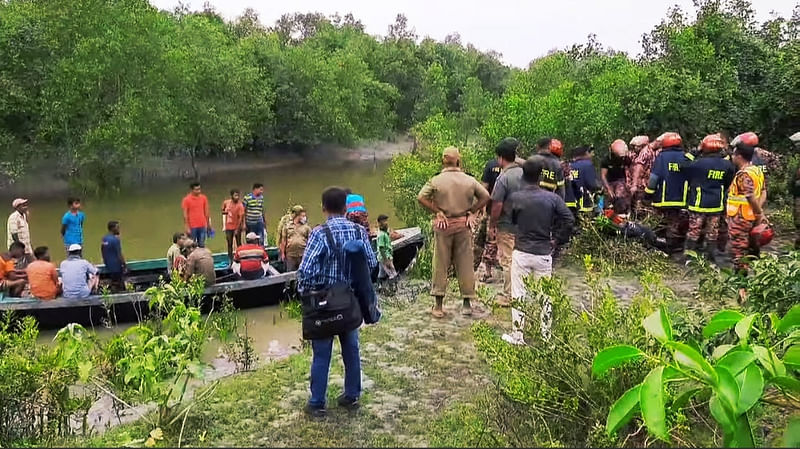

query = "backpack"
[[301, 225, 363, 340]]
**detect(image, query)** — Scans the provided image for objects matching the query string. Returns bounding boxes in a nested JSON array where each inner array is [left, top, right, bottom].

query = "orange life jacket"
[[726, 165, 764, 221]]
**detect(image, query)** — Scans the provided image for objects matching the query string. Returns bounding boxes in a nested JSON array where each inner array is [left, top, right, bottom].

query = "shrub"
[[0, 316, 99, 446], [471, 262, 679, 446], [594, 305, 800, 446]]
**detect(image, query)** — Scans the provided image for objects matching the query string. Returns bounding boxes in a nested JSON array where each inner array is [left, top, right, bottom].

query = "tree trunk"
[[190, 145, 200, 181]]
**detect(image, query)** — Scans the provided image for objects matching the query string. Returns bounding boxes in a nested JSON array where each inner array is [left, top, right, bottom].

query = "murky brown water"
[[0, 159, 395, 264], [37, 305, 303, 367]]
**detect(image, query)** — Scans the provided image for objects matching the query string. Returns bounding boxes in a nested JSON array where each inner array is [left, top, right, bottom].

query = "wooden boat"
[[0, 227, 424, 328]]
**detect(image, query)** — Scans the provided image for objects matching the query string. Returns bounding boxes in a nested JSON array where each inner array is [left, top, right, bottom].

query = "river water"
[[21, 159, 397, 430], [0, 160, 395, 263]]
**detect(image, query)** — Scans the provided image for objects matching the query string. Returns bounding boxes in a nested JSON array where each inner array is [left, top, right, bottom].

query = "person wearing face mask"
[[281, 205, 311, 271]]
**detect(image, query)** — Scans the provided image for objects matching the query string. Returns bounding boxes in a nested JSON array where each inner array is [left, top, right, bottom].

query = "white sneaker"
[[502, 332, 525, 346]]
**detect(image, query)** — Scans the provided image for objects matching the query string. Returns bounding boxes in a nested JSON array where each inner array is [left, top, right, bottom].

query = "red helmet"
[[549, 139, 564, 158], [749, 223, 774, 247], [657, 132, 682, 148], [701, 134, 725, 152], [732, 132, 758, 147]]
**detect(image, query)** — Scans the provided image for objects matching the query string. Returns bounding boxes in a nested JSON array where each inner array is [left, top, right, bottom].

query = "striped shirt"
[[233, 244, 268, 273], [242, 193, 264, 224], [297, 216, 377, 294]]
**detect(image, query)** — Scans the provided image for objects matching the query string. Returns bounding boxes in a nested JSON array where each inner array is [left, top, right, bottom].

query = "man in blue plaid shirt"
[[298, 186, 377, 418]]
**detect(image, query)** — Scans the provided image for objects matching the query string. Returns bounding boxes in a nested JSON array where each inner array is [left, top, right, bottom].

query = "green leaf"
[[606, 384, 641, 435], [639, 366, 669, 441], [712, 344, 736, 361], [643, 306, 673, 344], [716, 350, 756, 376], [669, 387, 703, 413], [778, 305, 800, 334], [704, 310, 745, 338], [593, 345, 644, 377], [78, 360, 92, 382], [753, 345, 787, 377], [736, 364, 764, 415], [669, 341, 718, 385], [735, 313, 758, 344], [729, 413, 755, 448], [710, 394, 736, 436], [714, 367, 740, 416], [782, 416, 800, 448], [783, 345, 800, 368], [771, 376, 800, 393]]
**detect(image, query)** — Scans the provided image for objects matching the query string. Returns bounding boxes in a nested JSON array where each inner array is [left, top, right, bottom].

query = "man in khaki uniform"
[[418, 147, 490, 318]]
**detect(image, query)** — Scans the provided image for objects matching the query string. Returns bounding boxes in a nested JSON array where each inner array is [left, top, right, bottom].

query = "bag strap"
[[321, 224, 346, 276]]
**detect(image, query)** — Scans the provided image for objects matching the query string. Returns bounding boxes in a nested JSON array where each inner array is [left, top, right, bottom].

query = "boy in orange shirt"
[[221, 189, 246, 265]]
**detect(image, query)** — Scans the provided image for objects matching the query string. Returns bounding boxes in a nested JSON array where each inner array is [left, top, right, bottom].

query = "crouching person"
[[232, 232, 269, 280], [503, 160, 574, 345], [298, 187, 378, 418]]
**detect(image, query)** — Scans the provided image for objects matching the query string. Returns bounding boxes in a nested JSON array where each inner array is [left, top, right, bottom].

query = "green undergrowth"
[[71, 289, 496, 448]]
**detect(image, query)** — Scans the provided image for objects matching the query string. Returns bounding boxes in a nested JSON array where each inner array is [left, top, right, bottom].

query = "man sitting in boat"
[[167, 232, 187, 278], [232, 232, 269, 280], [182, 239, 216, 286], [26, 246, 60, 300], [60, 244, 99, 299], [0, 241, 28, 297]]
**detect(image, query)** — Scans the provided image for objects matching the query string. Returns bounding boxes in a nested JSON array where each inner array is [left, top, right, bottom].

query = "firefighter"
[[683, 134, 735, 262], [528, 138, 566, 199], [726, 143, 765, 274], [570, 146, 602, 217], [644, 132, 690, 257], [730, 131, 779, 206]]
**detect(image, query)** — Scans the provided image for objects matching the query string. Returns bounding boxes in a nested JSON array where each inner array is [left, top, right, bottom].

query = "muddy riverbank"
[[69, 261, 714, 447], [3, 138, 413, 198]]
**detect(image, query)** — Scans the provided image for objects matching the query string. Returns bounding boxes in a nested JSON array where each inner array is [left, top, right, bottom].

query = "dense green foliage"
[[0, 317, 97, 446], [484, 0, 800, 157], [386, 1, 800, 252], [0, 277, 237, 447], [594, 306, 800, 446], [0, 1, 509, 189]]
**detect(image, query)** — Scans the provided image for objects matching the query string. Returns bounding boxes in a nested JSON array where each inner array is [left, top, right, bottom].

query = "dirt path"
[[80, 265, 711, 447], [84, 281, 502, 447]]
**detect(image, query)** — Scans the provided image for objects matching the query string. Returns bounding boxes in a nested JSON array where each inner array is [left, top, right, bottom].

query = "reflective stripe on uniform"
[[688, 189, 725, 213], [653, 181, 688, 208], [726, 166, 764, 220]]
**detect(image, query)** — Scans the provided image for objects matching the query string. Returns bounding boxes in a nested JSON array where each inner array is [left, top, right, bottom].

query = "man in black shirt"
[[502, 159, 574, 346], [481, 158, 502, 194], [474, 148, 505, 280]]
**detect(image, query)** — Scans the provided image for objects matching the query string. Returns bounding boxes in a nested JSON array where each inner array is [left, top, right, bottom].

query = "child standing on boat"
[[376, 214, 397, 282]]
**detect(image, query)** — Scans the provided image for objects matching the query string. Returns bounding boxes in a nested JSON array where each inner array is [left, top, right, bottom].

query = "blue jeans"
[[309, 328, 361, 408], [246, 221, 266, 247], [190, 227, 207, 247]]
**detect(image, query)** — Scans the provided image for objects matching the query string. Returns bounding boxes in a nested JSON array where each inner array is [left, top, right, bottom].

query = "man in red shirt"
[[221, 189, 245, 265], [233, 232, 269, 280], [181, 182, 211, 247]]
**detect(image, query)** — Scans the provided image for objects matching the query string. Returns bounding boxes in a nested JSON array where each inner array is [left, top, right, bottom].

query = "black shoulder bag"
[[301, 225, 363, 340]]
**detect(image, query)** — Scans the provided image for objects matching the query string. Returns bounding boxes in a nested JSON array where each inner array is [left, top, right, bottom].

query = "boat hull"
[[1, 227, 424, 329]]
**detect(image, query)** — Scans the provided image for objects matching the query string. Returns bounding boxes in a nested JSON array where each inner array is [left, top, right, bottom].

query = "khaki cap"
[[442, 146, 461, 164]]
